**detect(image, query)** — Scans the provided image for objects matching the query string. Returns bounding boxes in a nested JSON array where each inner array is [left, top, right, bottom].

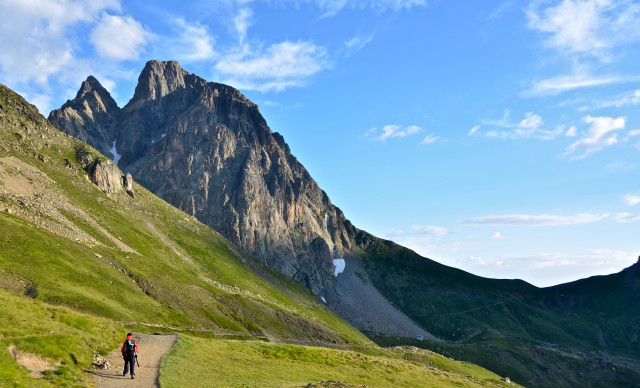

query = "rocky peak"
[[76, 76, 113, 105], [131, 60, 205, 102], [48, 76, 119, 159]]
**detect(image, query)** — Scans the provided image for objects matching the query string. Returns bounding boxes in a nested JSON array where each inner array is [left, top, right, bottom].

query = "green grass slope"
[[360, 239, 640, 387], [0, 84, 518, 387], [160, 335, 519, 388], [0, 290, 123, 387]]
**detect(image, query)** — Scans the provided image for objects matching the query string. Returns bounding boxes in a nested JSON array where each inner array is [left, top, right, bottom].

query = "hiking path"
[[93, 333, 178, 388]]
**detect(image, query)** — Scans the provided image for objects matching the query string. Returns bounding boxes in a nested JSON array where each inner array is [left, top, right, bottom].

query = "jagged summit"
[[130, 60, 204, 102], [48, 76, 119, 158], [75, 75, 112, 102]]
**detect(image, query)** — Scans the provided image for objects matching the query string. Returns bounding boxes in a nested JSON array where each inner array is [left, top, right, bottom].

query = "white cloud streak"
[[421, 134, 439, 144], [0, 0, 119, 88], [525, 73, 624, 96], [464, 212, 609, 226], [365, 124, 422, 141], [90, 13, 153, 60], [411, 225, 450, 236], [317, 0, 427, 17], [526, 0, 640, 59], [163, 18, 216, 62], [234, 7, 253, 44], [615, 212, 640, 222], [215, 40, 330, 92], [564, 115, 626, 160], [344, 33, 375, 56], [471, 111, 563, 140], [579, 89, 640, 110], [480, 249, 637, 287]]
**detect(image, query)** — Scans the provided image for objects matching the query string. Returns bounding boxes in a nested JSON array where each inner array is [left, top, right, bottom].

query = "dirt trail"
[[93, 333, 178, 388]]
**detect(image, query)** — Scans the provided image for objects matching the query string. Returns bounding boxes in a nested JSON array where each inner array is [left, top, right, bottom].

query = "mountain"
[[0, 84, 517, 388], [361, 240, 640, 387], [49, 60, 640, 387], [3, 82, 364, 346], [48, 76, 119, 159], [51, 60, 362, 298]]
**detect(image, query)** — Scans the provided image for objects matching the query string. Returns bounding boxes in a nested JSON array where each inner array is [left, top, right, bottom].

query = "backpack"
[[124, 339, 136, 358]]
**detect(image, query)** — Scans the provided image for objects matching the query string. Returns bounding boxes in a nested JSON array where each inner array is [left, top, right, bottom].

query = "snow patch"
[[110, 140, 121, 165], [161, 133, 166, 138], [333, 258, 345, 277], [321, 297, 326, 303]]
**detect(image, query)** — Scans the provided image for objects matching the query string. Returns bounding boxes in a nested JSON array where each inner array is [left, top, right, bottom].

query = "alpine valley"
[[0, 60, 638, 387]]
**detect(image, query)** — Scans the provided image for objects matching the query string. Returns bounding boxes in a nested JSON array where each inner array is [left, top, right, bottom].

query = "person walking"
[[121, 332, 139, 379]]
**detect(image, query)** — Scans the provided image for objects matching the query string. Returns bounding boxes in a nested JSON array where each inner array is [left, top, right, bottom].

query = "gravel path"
[[93, 333, 178, 388]]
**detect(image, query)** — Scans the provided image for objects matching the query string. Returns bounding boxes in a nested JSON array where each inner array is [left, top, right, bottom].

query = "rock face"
[[48, 76, 120, 159], [75, 144, 133, 195], [50, 60, 363, 294]]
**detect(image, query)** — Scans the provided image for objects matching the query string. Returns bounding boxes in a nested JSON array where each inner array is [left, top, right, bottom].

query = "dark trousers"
[[123, 356, 136, 376]]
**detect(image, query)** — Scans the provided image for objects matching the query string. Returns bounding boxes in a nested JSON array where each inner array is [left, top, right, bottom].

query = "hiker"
[[121, 332, 139, 379]]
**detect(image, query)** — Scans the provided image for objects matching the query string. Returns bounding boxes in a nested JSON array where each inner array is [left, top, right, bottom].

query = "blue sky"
[[1, 0, 639, 286]]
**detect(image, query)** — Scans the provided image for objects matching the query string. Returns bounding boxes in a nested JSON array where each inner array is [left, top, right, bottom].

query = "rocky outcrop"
[[48, 76, 119, 159], [123, 173, 135, 197], [50, 60, 363, 294], [75, 144, 133, 195]]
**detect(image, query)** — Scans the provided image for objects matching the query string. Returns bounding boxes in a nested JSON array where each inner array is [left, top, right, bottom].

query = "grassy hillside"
[[0, 289, 123, 387], [160, 335, 519, 387], [360, 239, 640, 387], [0, 84, 519, 387]]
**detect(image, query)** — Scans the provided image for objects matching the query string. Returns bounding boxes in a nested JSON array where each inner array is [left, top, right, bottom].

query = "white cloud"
[[615, 212, 640, 222], [492, 249, 637, 286], [487, 2, 515, 20], [525, 73, 623, 96], [386, 228, 406, 237], [468, 255, 504, 267], [234, 7, 252, 44], [464, 212, 609, 226], [564, 115, 626, 160], [492, 232, 505, 240], [565, 125, 578, 137], [421, 134, 439, 144], [580, 89, 640, 110], [215, 40, 330, 92], [472, 112, 562, 140], [623, 194, 640, 206], [344, 33, 375, 56], [163, 18, 216, 62], [317, 0, 427, 17], [0, 0, 118, 88], [411, 225, 450, 236], [90, 13, 153, 61], [526, 0, 640, 59], [365, 124, 422, 141]]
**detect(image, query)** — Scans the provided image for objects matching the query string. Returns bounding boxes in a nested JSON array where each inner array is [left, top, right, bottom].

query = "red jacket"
[[121, 335, 139, 357]]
